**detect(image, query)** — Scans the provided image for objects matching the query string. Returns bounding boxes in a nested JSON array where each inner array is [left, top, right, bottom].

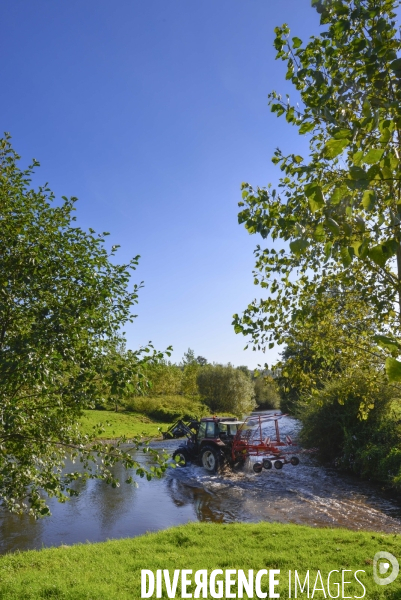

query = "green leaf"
[[362, 149, 384, 165], [326, 218, 340, 236], [305, 183, 324, 213], [330, 186, 348, 205], [385, 357, 401, 383], [374, 335, 401, 355], [368, 245, 387, 268], [340, 246, 353, 267], [362, 190, 376, 211], [332, 129, 352, 140], [390, 58, 401, 74], [323, 138, 349, 159], [292, 37, 302, 48], [290, 238, 308, 255], [313, 223, 325, 242], [324, 241, 332, 260], [299, 121, 314, 134]]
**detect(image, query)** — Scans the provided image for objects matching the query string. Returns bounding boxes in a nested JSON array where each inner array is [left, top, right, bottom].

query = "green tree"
[[233, 0, 401, 381], [197, 364, 256, 415], [253, 374, 281, 410], [181, 363, 200, 399], [142, 361, 183, 396], [181, 348, 196, 366], [0, 135, 169, 516]]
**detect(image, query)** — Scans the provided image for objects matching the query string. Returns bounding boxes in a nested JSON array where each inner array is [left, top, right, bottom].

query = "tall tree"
[[0, 135, 169, 516], [197, 364, 256, 415], [233, 0, 401, 381]]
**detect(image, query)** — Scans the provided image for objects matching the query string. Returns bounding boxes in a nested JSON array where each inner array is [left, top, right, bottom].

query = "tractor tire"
[[253, 462, 263, 474], [262, 459, 272, 470], [290, 456, 299, 466], [201, 445, 222, 474], [274, 460, 283, 470], [172, 449, 190, 467]]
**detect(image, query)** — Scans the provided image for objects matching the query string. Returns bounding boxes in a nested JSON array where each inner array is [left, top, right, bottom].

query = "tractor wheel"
[[274, 460, 283, 470], [253, 462, 263, 474], [172, 449, 189, 467], [262, 459, 272, 470], [290, 456, 300, 466], [201, 446, 221, 474]]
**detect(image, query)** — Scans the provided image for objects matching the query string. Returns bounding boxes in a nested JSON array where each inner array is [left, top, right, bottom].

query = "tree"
[[181, 348, 196, 366], [233, 0, 401, 382], [196, 355, 208, 366], [0, 135, 169, 516], [181, 363, 200, 399], [253, 374, 281, 410], [197, 364, 256, 415]]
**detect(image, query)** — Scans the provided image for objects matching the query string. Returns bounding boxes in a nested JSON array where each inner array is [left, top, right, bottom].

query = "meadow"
[[0, 522, 399, 599]]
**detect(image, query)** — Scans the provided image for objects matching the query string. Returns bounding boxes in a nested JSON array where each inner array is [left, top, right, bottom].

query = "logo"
[[373, 552, 399, 586]]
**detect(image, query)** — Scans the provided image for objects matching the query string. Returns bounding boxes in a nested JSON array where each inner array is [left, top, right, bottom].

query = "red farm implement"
[[167, 413, 299, 474]]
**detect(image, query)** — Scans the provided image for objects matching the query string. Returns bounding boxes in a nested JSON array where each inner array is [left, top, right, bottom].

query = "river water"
[[1, 416, 401, 554]]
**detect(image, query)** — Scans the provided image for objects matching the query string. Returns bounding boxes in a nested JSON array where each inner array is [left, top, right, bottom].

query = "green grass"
[[79, 410, 170, 439], [0, 522, 400, 599]]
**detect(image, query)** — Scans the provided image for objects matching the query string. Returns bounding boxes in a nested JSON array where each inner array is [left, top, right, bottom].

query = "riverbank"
[[79, 409, 171, 439], [0, 522, 399, 599]]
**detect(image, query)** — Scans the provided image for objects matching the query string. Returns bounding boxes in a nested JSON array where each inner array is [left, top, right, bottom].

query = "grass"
[[79, 410, 170, 439], [0, 522, 400, 599]]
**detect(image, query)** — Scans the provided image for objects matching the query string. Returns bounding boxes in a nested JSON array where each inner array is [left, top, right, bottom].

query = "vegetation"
[[253, 374, 281, 410], [233, 0, 401, 489], [79, 410, 169, 439], [197, 364, 256, 415], [0, 135, 172, 516], [298, 371, 401, 489], [0, 522, 399, 599], [234, 0, 401, 381]]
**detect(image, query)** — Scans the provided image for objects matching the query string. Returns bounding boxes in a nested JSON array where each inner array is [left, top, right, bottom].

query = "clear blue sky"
[[2, 0, 320, 368]]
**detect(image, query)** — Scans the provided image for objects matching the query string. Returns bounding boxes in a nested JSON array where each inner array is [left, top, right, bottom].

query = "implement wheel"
[[274, 460, 283, 470], [290, 456, 300, 466], [263, 459, 272, 470]]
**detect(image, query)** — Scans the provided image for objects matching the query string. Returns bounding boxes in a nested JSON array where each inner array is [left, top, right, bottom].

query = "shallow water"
[[1, 416, 400, 554]]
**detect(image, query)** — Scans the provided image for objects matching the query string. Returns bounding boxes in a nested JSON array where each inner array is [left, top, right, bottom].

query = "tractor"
[[168, 413, 300, 474]]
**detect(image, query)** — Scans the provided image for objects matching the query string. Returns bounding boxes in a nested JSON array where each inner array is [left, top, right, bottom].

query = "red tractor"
[[168, 414, 299, 474]]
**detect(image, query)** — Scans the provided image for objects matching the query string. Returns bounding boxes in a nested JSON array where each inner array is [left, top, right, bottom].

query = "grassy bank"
[[79, 410, 170, 439], [0, 522, 400, 599]]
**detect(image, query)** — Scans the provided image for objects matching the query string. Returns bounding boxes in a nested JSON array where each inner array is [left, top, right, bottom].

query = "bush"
[[299, 371, 401, 490]]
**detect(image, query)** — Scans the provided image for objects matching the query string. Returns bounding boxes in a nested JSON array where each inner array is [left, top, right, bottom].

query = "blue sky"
[[2, 0, 320, 368]]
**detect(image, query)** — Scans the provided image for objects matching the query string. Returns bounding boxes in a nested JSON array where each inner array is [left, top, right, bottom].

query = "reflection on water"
[[1, 416, 401, 554]]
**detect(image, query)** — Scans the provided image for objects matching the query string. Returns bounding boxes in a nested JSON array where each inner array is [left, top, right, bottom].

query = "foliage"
[[276, 287, 381, 413], [125, 395, 207, 423], [181, 348, 197, 365], [139, 361, 183, 397], [196, 355, 208, 366], [181, 362, 200, 399], [299, 370, 401, 488], [0, 135, 169, 516], [233, 0, 401, 381], [0, 522, 400, 599], [197, 364, 256, 415], [253, 374, 281, 410]]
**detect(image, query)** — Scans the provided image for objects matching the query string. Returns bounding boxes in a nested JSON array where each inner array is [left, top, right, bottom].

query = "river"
[[1, 416, 400, 554]]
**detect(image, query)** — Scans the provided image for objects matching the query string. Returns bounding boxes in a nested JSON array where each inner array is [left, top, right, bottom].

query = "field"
[[79, 410, 170, 439], [0, 522, 399, 599]]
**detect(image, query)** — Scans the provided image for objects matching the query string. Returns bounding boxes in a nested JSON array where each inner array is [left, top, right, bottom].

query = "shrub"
[[299, 371, 401, 489]]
